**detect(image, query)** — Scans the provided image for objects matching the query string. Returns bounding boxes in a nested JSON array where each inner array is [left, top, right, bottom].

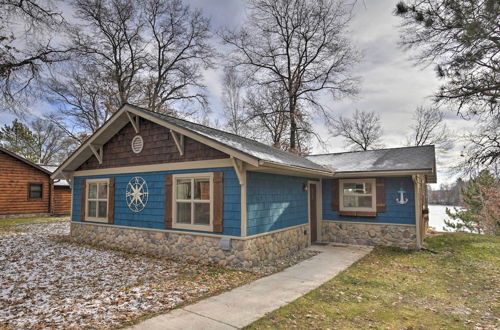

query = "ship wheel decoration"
[[126, 176, 149, 212]]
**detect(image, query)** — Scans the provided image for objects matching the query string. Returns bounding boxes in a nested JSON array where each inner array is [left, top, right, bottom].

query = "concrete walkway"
[[129, 244, 372, 330]]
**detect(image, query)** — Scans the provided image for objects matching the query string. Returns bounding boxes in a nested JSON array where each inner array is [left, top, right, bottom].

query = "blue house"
[[52, 104, 436, 268]]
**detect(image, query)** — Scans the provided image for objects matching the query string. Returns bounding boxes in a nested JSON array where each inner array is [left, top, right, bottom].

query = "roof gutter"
[[260, 161, 333, 177], [332, 169, 434, 178]]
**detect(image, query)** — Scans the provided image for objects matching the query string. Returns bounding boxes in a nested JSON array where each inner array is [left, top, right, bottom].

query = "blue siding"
[[246, 171, 309, 236], [322, 176, 416, 224], [72, 167, 241, 236]]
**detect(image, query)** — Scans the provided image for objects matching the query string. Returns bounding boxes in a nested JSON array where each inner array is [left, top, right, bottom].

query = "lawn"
[[248, 233, 500, 329], [0, 220, 259, 329], [0, 216, 68, 228]]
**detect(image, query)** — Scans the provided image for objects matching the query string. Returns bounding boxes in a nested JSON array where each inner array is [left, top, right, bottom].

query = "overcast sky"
[[0, 0, 475, 186]]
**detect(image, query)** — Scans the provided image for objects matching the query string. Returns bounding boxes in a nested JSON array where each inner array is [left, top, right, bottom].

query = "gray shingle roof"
[[130, 105, 329, 173], [40, 165, 69, 186], [307, 145, 436, 173]]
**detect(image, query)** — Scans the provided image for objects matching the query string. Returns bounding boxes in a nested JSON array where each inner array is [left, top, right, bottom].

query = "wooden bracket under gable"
[[61, 171, 74, 189], [231, 156, 246, 185], [126, 111, 140, 134], [89, 144, 103, 164], [170, 129, 184, 156]]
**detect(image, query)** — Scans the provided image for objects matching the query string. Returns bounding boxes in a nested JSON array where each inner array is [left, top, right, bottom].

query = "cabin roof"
[[0, 146, 52, 175], [307, 145, 437, 182], [129, 105, 329, 173]]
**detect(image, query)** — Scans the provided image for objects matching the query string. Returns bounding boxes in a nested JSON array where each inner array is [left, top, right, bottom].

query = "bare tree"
[[142, 0, 214, 113], [45, 0, 214, 137], [0, 118, 77, 164], [407, 106, 451, 148], [246, 85, 290, 148], [330, 109, 383, 151], [70, 0, 145, 110], [46, 63, 115, 141], [395, 0, 500, 167], [0, 0, 71, 112], [221, 67, 247, 135], [221, 0, 359, 152], [459, 115, 500, 175], [30, 118, 78, 164]]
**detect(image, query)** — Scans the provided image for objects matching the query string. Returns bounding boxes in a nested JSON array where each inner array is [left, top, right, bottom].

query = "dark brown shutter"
[[376, 178, 385, 213], [108, 178, 115, 224], [80, 179, 86, 221], [165, 174, 173, 228], [213, 172, 224, 233], [331, 179, 340, 211]]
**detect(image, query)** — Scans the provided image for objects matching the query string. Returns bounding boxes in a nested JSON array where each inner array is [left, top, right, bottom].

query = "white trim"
[[339, 178, 377, 212], [333, 170, 433, 178], [258, 161, 331, 177], [126, 111, 140, 133], [73, 159, 233, 177], [322, 220, 416, 227], [413, 174, 423, 248], [240, 168, 247, 237], [231, 157, 245, 185], [307, 180, 320, 243], [84, 178, 110, 223], [71, 221, 308, 240], [170, 130, 184, 156], [89, 144, 103, 165], [61, 171, 74, 189], [318, 178, 323, 241], [172, 172, 214, 232]]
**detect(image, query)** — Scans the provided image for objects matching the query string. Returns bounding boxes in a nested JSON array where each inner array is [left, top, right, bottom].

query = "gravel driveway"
[[0, 221, 257, 329]]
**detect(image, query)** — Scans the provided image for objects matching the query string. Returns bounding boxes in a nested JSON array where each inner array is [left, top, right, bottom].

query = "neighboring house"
[[0, 147, 71, 218], [52, 104, 436, 268]]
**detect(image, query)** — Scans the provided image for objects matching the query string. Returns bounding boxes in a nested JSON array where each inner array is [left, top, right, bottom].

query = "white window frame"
[[85, 178, 110, 223], [339, 178, 377, 212], [172, 173, 214, 231]]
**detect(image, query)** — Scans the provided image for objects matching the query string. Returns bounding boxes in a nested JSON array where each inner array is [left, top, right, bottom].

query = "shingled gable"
[[52, 103, 331, 180]]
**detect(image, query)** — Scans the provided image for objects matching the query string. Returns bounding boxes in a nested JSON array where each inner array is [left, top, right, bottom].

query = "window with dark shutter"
[[213, 172, 224, 233], [331, 179, 339, 211], [376, 178, 385, 213], [165, 174, 173, 228], [108, 178, 115, 223]]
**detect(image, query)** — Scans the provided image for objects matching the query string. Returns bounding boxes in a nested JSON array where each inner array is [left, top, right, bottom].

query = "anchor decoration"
[[396, 187, 408, 205], [126, 176, 149, 212]]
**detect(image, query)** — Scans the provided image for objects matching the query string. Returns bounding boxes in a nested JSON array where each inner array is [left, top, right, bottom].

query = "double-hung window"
[[173, 173, 212, 230], [28, 183, 43, 199], [85, 179, 109, 222], [340, 178, 376, 212]]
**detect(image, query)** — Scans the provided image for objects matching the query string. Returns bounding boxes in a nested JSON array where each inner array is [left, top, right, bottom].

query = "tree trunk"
[[288, 86, 296, 151]]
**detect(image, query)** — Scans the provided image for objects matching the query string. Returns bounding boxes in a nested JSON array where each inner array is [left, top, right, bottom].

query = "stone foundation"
[[70, 222, 310, 268], [321, 221, 417, 249]]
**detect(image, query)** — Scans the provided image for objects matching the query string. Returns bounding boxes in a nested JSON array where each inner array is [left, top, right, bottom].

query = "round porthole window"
[[131, 135, 144, 154]]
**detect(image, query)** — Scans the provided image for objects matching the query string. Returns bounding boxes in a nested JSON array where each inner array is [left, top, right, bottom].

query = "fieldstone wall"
[[70, 222, 309, 268], [322, 221, 417, 249]]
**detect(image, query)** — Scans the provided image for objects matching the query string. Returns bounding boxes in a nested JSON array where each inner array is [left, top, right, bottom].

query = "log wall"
[[0, 151, 51, 216], [53, 186, 71, 215]]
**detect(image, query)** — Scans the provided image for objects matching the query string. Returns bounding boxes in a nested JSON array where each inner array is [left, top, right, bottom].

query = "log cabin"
[[0, 147, 71, 218]]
